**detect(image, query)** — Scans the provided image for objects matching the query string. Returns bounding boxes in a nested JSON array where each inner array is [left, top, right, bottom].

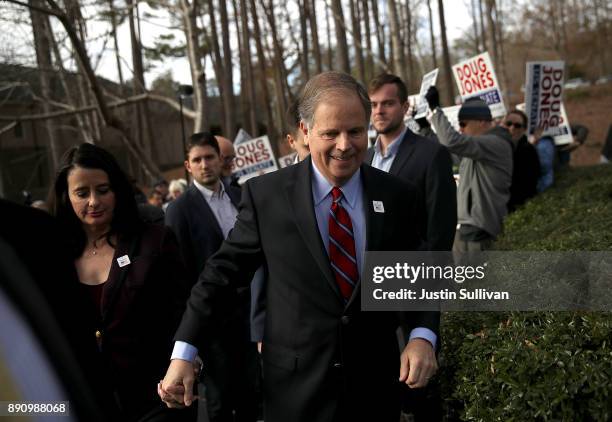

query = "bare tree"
[[128, 0, 156, 163], [330, 0, 350, 73], [29, 0, 60, 171], [248, 0, 278, 150], [219, 0, 236, 137], [427, 0, 438, 68], [299, 0, 310, 81], [371, 0, 387, 70], [437, 0, 455, 103], [6, 0, 164, 179], [308, 0, 323, 74], [470, 0, 480, 54], [387, 0, 406, 81], [361, 0, 374, 79], [181, 0, 209, 132], [350, 0, 365, 83], [325, 1, 333, 69], [239, 0, 258, 134]]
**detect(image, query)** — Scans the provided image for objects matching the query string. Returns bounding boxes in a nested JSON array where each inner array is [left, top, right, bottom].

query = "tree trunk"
[[248, 0, 278, 151], [299, 0, 310, 82], [371, 0, 386, 70], [350, 0, 365, 83], [361, 0, 374, 79], [330, 0, 350, 73], [437, 0, 455, 104], [470, 0, 480, 54], [478, 0, 488, 52], [404, 0, 415, 90], [485, 0, 499, 74], [29, 0, 60, 173], [219, 0, 236, 138], [128, 0, 156, 164], [47, 21, 93, 143], [325, 2, 333, 70], [494, 0, 509, 95], [387, 0, 406, 81], [181, 0, 209, 132], [239, 0, 258, 134], [427, 0, 438, 68], [205, 0, 227, 135], [308, 0, 323, 74], [107, 0, 125, 95]]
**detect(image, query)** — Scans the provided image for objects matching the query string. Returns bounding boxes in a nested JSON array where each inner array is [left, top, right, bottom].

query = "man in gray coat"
[[425, 87, 513, 252]]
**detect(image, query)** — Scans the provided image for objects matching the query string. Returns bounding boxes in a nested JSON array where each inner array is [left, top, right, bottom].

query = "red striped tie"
[[329, 187, 358, 301]]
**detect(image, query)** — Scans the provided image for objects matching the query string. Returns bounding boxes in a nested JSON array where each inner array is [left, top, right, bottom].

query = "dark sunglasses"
[[505, 121, 524, 129]]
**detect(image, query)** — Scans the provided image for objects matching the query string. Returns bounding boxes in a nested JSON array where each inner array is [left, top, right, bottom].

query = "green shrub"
[[439, 165, 612, 421]]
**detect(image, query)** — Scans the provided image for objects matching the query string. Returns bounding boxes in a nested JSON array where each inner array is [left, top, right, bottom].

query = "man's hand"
[[425, 86, 441, 110], [257, 342, 262, 354], [399, 338, 438, 388], [159, 359, 198, 408]]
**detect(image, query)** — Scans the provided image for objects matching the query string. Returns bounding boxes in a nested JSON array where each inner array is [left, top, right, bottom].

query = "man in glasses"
[[503, 110, 540, 212], [216, 135, 240, 188], [425, 87, 513, 252]]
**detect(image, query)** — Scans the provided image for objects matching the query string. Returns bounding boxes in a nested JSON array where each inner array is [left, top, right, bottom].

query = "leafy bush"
[[439, 165, 612, 421]]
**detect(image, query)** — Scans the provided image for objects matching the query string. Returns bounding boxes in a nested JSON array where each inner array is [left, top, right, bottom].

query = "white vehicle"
[[564, 78, 590, 90]]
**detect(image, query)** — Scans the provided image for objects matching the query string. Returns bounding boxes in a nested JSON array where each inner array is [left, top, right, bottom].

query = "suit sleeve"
[[431, 108, 501, 161], [174, 181, 264, 348], [425, 145, 457, 251], [165, 201, 197, 282], [397, 184, 441, 338]]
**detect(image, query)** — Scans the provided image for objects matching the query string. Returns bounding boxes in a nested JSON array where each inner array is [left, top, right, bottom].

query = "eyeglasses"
[[504, 121, 524, 129], [222, 155, 236, 163]]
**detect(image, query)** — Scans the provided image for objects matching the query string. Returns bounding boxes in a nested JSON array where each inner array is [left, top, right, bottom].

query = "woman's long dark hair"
[[48, 143, 142, 258]]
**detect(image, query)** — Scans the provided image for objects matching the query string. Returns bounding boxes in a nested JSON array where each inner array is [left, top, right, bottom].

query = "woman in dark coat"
[[49, 143, 194, 421]]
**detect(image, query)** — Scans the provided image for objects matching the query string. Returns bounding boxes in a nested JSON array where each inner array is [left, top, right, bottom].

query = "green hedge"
[[440, 165, 612, 421]]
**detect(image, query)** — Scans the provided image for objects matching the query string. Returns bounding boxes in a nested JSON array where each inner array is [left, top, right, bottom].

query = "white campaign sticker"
[[117, 255, 131, 268], [373, 201, 385, 213]]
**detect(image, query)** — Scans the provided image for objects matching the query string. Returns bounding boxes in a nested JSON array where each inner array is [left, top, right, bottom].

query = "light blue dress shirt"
[[371, 127, 408, 172], [172, 161, 436, 362]]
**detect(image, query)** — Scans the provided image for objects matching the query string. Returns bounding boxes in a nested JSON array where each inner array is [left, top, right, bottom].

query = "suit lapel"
[[285, 158, 342, 301], [365, 147, 375, 165], [388, 129, 417, 175], [187, 184, 224, 239]]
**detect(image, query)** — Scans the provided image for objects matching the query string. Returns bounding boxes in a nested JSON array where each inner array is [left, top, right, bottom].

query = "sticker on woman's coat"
[[372, 201, 385, 213], [117, 255, 131, 267]]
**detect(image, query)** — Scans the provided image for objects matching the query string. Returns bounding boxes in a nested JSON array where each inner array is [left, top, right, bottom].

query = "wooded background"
[[0, 0, 610, 193]]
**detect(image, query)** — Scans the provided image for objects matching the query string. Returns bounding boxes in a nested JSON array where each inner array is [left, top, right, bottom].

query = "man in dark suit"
[[160, 72, 439, 422], [366, 73, 457, 252], [165, 133, 258, 422]]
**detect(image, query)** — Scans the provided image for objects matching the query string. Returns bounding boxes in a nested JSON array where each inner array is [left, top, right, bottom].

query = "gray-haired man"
[[160, 72, 439, 422]]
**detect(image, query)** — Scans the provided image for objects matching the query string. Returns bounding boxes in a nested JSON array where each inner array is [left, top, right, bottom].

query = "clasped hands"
[[158, 338, 437, 408]]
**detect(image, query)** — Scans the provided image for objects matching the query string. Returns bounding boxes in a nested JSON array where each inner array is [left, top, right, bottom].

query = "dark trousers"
[[198, 320, 259, 422]]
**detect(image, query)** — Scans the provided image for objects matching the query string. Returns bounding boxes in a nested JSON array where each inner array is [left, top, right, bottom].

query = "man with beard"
[[366, 73, 456, 252]]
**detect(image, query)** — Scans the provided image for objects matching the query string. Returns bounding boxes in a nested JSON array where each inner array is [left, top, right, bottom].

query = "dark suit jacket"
[[165, 182, 242, 285], [89, 224, 190, 420], [174, 158, 440, 422], [366, 129, 457, 251], [508, 135, 540, 212]]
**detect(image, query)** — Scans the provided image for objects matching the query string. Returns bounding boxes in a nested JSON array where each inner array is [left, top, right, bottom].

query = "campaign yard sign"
[[232, 135, 278, 183], [414, 69, 439, 119], [278, 152, 297, 168], [525, 61, 571, 144], [452, 52, 506, 118]]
